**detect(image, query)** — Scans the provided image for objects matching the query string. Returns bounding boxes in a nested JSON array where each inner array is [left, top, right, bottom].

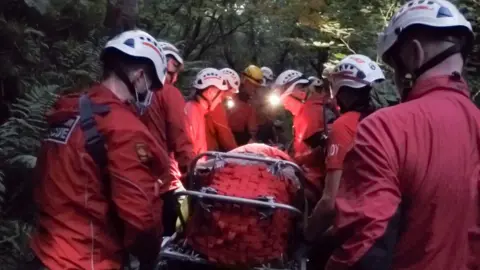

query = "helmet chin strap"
[[134, 74, 153, 115], [198, 89, 222, 111], [399, 43, 463, 101], [113, 65, 153, 115]]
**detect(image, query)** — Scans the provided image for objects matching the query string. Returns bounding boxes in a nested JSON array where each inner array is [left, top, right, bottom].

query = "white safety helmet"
[[329, 54, 385, 96], [274, 70, 310, 98], [261, 67, 274, 81], [308, 76, 323, 87], [221, 68, 240, 93], [377, 0, 474, 67], [192, 68, 229, 91], [158, 40, 184, 66], [103, 29, 168, 87]]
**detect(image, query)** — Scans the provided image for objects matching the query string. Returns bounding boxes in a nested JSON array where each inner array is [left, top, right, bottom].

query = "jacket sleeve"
[[184, 102, 201, 156], [107, 128, 169, 266], [293, 107, 325, 165], [326, 116, 402, 270], [164, 86, 195, 169], [325, 120, 353, 170], [212, 105, 238, 151], [469, 180, 480, 269]]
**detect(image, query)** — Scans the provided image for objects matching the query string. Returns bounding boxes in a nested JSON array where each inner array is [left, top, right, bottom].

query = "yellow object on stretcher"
[[175, 195, 190, 230]]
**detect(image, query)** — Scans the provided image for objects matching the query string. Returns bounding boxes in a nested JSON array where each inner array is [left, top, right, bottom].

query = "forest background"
[[0, 0, 478, 268]]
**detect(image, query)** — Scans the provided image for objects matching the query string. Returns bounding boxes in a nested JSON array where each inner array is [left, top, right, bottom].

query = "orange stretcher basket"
[[158, 149, 309, 270]]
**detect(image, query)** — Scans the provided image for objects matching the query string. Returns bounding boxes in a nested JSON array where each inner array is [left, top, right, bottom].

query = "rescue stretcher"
[[156, 151, 309, 270]]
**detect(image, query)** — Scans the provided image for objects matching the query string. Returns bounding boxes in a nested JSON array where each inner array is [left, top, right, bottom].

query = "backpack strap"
[[78, 94, 131, 269], [79, 94, 110, 169]]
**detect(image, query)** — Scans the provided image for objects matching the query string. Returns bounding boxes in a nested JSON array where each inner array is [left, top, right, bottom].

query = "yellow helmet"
[[242, 65, 263, 86]]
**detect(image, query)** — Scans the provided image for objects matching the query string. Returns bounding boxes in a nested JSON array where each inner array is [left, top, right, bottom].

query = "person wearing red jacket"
[[185, 68, 230, 155], [141, 40, 193, 236], [204, 68, 240, 151], [326, 1, 480, 269], [305, 54, 385, 241], [227, 65, 264, 145], [272, 70, 332, 203], [27, 30, 170, 270], [155, 40, 194, 173]]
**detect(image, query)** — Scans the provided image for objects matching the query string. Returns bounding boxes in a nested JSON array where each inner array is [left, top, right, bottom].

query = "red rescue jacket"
[[291, 92, 326, 200], [327, 75, 480, 270], [227, 94, 257, 145], [142, 84, 194, 184], [205, 103, 238, 151], [185, 100, 208, 156], [31, 85, 170, 269]]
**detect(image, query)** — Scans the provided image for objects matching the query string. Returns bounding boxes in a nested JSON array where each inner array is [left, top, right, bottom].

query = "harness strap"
[[79, 95, 110, 169], [78, 94, 131, 269]]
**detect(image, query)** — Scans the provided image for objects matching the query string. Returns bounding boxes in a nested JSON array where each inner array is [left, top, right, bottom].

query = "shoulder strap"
[[79, 94, 110, 170], [78, 94, 131, 268], [323, 105, 329, 139]]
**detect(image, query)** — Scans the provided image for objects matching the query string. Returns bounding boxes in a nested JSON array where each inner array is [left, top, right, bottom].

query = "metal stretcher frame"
[[189, 152, 307, 195], [157, 151, 309, 270], [186, 151, 309, 223]]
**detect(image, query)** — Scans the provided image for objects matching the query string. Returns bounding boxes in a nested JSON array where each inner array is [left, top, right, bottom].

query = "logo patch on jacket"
[[135, 143, 153, 164], [45, 116, 80, 144]]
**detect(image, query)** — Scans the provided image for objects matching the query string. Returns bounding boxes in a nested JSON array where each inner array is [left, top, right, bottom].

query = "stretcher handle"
[[173, 190, 303, 215], [187, 151, 307, 191]]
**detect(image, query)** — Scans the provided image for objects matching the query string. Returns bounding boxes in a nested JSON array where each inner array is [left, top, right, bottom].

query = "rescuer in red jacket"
[[326, 1, 480, 269], [305, 54, 385, 241], [204, 68, 240, 151], [153, 40, 194, 173], [141, 40, 194, 236], [185, 68, 230, 155], [227, 65, 264, 145], [28, 30, 170, 270], [272, 70, 331, 203]]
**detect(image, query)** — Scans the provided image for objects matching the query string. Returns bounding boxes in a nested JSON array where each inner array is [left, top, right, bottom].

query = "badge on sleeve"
[[135, 143, 153, 164], [45, 116, 80, 144], [328, 144, 339, 157]]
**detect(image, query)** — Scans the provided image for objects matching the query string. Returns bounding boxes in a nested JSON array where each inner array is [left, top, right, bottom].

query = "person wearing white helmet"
[[227, 65, 264, 146], [158, 40, 184, 84], [308, 75, 341, 118], [222, 67, 241, 94], [261, 66, 275, 86], [185, 68, 230, 155], [203, 68, 240, 152], [28, 30, 170, 269], [272, 69, 332, 203], [307, 76, 323, 91], [141, 40, 193, 237], [143, 40, 193, 174], [305, 54, 384, 242], [325, 1, 480, 270]]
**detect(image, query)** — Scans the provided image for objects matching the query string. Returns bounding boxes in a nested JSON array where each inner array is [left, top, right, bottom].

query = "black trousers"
[[162, 190, 179, 236], [18, 255, 48, 270]]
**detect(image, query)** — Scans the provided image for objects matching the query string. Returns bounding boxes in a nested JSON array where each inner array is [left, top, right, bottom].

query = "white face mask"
[[134, 72, 153, 115]]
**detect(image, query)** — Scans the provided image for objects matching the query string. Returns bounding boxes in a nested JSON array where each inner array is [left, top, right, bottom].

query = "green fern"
[[370, 80, 400, 109], [0, 85, 58, 213], [0, 85, 57, 270]]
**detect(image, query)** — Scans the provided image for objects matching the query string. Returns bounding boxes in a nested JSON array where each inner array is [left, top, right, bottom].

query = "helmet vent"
[[124, 38, 135, 48]]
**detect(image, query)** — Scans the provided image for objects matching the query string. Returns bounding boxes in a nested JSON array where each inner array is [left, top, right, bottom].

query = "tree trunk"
[[104, 0, 138, 36]]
